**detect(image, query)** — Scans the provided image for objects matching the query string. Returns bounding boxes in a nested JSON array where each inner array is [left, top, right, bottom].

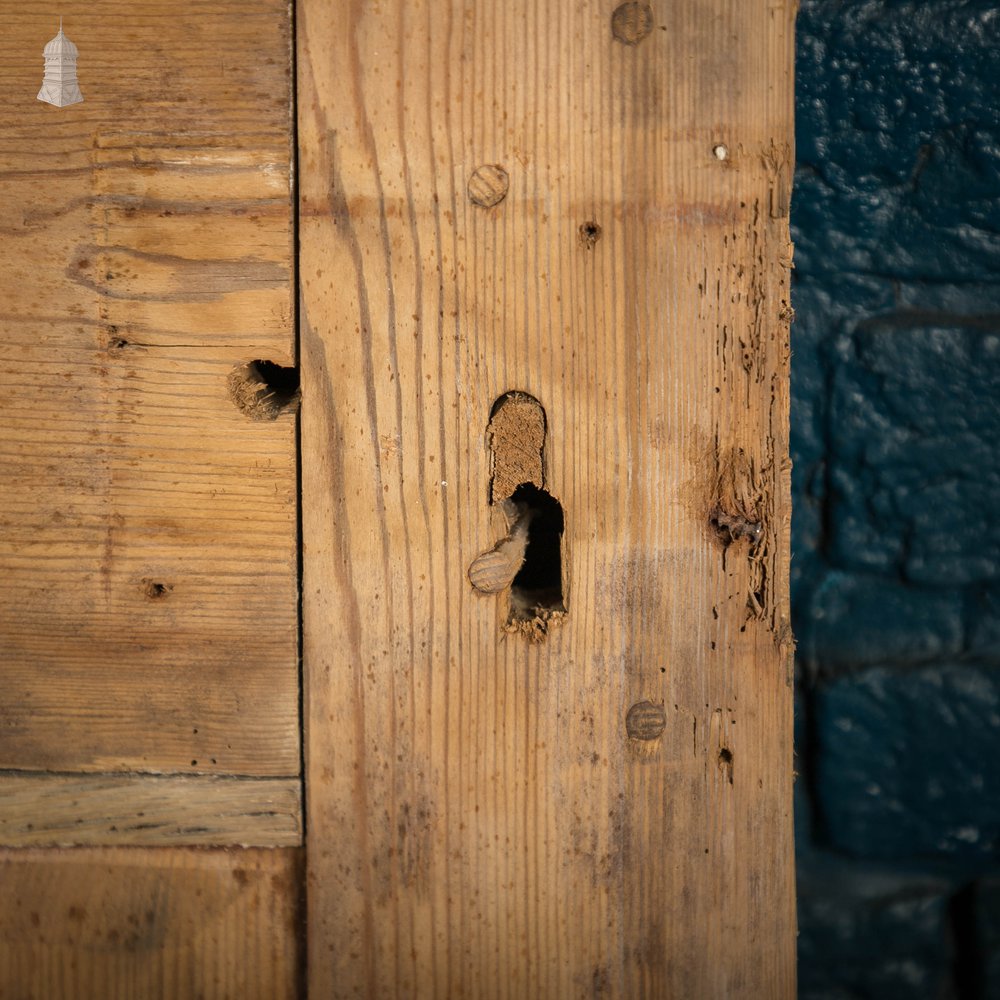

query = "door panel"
[[0, 2, 298, 821]]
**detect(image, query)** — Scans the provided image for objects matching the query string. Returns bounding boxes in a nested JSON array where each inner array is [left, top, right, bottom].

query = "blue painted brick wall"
[[792, 1, 1000, 996]]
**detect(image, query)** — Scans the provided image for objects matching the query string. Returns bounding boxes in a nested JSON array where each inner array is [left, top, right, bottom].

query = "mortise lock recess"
[[467, 391, 566, 641]]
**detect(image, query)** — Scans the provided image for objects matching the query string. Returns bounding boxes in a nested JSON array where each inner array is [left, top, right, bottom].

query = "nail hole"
[[228, 360, 300, 421], [713, 143, 729, 161], [579, 221, 602, 248], [718, 747, 734, 783], [141, 580, 173, 600], [105, 326, 130, 351]]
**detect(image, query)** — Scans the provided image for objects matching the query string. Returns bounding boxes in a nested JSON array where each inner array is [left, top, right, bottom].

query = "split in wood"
[[228, 360, 300, 421]]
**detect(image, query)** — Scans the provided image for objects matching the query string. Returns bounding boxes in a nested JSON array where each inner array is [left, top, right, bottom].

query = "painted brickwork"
[[792, 1, 1000, 996]]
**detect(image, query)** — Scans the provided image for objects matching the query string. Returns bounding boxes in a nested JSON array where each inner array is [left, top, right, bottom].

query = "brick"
[[827, 322, 1000, 585], [797, 857, 953, 1000], [800, 571, 962, 671], [795, 0, 1000, 281], [815, 664, 1000, 860], [977, 878, 1000, 1000], [969, 585, 1000, 661], [895, 280, 1000, 314]]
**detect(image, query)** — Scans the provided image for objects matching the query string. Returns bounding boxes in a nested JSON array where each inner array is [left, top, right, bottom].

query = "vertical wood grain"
[[299, 0, 796, 996]]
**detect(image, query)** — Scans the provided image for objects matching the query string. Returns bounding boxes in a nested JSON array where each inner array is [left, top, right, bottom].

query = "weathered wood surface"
[[0, 4, 299, 781], [0, 6, 304, 995], [299, 0, 796, 996], [0, 773, 301, 847], [0, 846, 303, 999]]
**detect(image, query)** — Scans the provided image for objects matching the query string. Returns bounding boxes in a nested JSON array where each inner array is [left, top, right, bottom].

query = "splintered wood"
[[227, 361, 301, 422], [299, 0, 797, 997]]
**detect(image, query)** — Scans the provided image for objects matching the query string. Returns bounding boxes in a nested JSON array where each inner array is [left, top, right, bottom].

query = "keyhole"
[[468, 391, 567, 640]]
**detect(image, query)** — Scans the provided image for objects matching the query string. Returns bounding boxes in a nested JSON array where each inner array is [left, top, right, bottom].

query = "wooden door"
[[2, 1, 796, 997], [0, 4, 302, 997], [298, 0, 797, 996]]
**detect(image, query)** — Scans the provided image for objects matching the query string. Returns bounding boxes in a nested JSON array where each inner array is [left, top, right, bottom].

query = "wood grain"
[[0, 3, 298, 778], [0, 773, 301, 847], [0, 846, 303, 999], [299, 0, 796, 997]]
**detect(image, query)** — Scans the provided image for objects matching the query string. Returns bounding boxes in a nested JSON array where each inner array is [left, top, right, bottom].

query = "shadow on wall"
[[790, 1, 1000, 997]]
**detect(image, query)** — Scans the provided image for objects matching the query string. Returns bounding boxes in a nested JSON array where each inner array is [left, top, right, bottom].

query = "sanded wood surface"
[[0, 3, 298, 779], [0, 773, 301, 847], [299, 0, 796, 996], [0, 846, 303, 1000]]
